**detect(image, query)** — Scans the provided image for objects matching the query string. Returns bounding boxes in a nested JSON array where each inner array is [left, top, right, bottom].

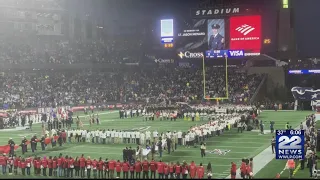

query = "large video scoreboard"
[[159, 6, 268, 59]]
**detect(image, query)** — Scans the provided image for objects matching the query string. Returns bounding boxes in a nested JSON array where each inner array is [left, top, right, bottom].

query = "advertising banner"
[[229, 15, 261, 54]]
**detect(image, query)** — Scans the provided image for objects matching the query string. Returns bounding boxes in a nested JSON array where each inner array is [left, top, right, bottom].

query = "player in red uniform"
[[36, 157, 41, 175], [142, 158, 149, 179], [41, 156, 48, 176], [68, 156, 75, 178], [74, 157, 80, 178], [135, 159, 142, 179], [230, 162, 237, 179], [52, 156, 58, 177], [240, 159, 247, 179], [122, 160, 129, 179], [33, 156, 38, 175], [115, 160, 122, 178], [0, 154, 8, 175], [86, 157, 92, 179], [48, 156, 53, 177], [104, 159, 109, 178], [98, 157, 104, 178], [175, 162, 182, 179], [8, 155, 13, 175], [197, 163, 205, 179], [169, 162, 174, 179], [20, 158, 26, 176], [57, 155, 64, 177], [130, 161, 135, 179], [157, 160, 165, 179], [79, 154, 86, 178], [108, 159, 116, 178], [25, 155, 32, 176], [13, 155, 20, 175], [17, 157, 21, 175], [189, 161, 197, 179], [92, 158, 98, 179], [150, 158, 157, 179], [181, 161, 189, 179], [164, 162, 169, 179], [63, 156, 68, 177]]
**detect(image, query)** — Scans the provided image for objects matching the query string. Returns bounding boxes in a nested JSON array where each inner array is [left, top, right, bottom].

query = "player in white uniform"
[[131, 131, 136, 144], [146, 130, 151, 145], [140, 132, 145, 145], [119, 131, 123, 144], [185, 133, 190, 148], [110, 130, 115, 144], [153, 130, 158, 142], [135, 131, 140, 145], [177, 130, 182, 145]]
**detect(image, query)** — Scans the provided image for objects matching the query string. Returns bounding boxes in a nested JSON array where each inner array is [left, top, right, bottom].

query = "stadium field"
[[0, 110, 312, 179]]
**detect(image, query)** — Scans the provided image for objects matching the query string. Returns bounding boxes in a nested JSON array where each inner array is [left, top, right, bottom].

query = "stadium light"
[[282, 0, 289, 8]]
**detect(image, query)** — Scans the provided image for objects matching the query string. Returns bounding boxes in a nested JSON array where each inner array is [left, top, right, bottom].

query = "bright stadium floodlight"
[[203, 55, 229, 100], [282, 0, 289, 8]]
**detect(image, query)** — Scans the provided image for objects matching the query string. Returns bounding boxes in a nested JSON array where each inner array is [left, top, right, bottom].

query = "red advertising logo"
[[229, 15, 261, 53]]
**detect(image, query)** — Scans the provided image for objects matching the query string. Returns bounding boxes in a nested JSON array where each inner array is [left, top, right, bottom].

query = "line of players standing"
[[119, 109, 143, 119]]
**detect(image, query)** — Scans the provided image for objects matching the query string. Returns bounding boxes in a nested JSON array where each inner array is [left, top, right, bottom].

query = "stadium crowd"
[[0, 38, 142, 64], [0, 68, 263, 110]]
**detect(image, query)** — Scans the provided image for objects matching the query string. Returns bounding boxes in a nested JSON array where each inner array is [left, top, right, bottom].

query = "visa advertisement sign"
[[205, 50, 244, 58]]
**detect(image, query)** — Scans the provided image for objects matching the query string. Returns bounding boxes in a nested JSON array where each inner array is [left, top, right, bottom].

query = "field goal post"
[[202, 55, 229, 104]]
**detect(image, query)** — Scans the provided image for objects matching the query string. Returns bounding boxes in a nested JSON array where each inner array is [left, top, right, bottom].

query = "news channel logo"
[[275, 130, 305, 160]]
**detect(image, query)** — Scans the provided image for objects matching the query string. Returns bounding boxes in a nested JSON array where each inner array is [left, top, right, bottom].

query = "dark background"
[[66, 0, 279, 56], [292, 0, 320, 58]]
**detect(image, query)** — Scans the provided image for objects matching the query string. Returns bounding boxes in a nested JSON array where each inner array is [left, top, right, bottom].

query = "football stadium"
[[0, 0, 319, 179]]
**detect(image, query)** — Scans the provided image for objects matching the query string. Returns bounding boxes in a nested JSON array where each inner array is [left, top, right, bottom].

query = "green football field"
[[0, 110, 312, 179]]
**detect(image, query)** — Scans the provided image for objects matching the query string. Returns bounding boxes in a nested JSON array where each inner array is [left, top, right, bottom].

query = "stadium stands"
[[0, 66, 263, 109]]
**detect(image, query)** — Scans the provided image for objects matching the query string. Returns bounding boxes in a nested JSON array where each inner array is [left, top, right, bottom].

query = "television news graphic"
[[275, 130, 305, 160], [229, 15, 261, 53]]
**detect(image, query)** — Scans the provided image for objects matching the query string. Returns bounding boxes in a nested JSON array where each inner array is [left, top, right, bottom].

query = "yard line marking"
[[211, 145, 261, 149], [215, 172, 231, 175], [293, 163, 301, 176], [215, 137, 270, 140], [76, 145, 250, 154], [205, 140, 265, 144], [221, 134, 273, 136], [55, 150, 240, 160]]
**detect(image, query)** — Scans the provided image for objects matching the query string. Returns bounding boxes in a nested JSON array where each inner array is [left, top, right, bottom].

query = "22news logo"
[[276, 131, 305, 160]]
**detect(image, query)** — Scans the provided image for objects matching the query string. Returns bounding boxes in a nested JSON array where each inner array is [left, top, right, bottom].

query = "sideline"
[[225, 120, 307, 179], [0, 111, 118, 132]]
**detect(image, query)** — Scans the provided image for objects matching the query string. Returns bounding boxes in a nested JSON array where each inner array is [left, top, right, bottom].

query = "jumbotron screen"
[[175, 15, 261, 59]]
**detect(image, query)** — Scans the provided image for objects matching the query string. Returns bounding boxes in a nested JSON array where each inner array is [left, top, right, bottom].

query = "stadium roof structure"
[[246, 54, 288, 67]]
